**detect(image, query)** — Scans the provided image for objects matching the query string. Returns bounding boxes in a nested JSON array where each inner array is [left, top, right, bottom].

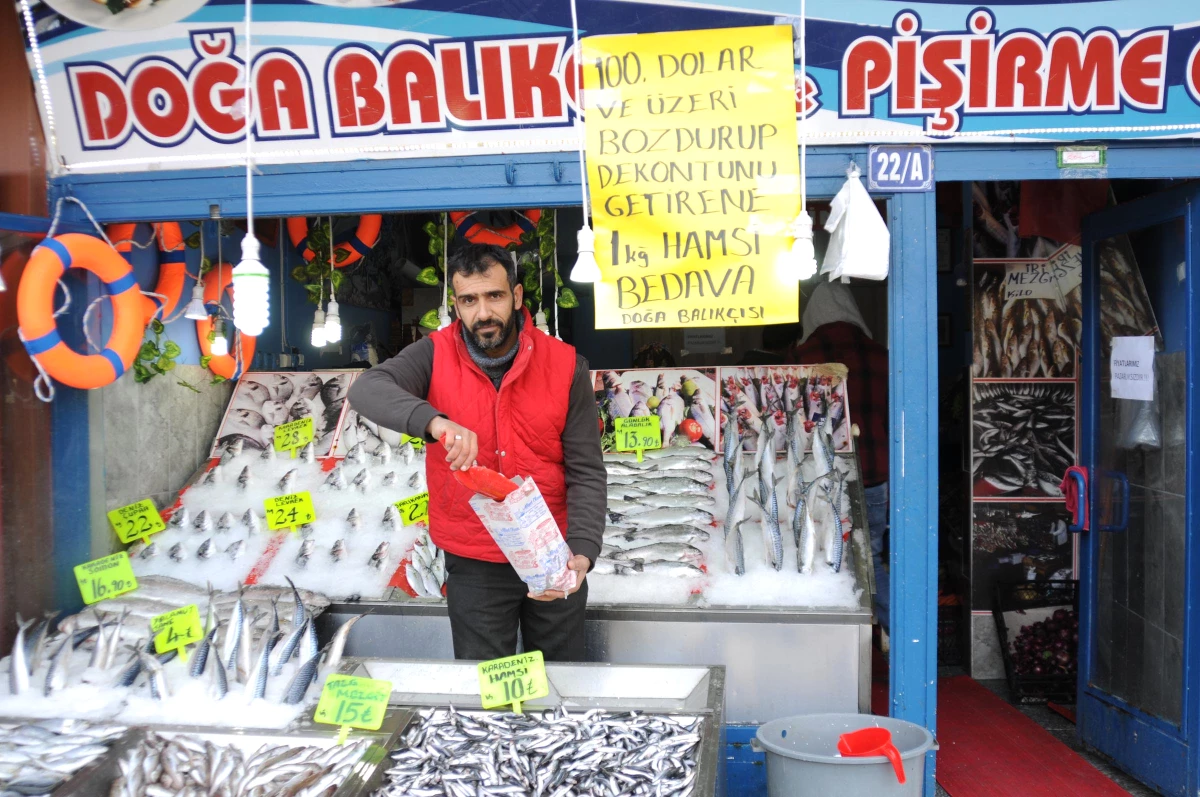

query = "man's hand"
[[427, 417, 478, 472], [527, 554, 590, 601]]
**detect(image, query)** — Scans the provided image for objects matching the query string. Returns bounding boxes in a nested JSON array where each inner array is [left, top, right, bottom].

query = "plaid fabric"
[[788, 322, 889, 486]]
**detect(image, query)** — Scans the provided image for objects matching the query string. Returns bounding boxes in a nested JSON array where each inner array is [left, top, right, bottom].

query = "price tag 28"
[[614, 417, 662, 462], [314, 675, 392, 744], [151, 604, 202, 661], [264, 491, 316, 532], [274, 417, 315, 457], [395, 492, 429, 526], [74, 552, 138, 606], [400, 433, 426, 453], [478, 651, 550, 714], [107, 499, 166, 545]]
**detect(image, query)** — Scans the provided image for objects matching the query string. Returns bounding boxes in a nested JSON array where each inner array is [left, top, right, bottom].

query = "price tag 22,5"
[[151, 604, 202, 661], [74, 552, 138, 605], [314, 675, 393, 744], [107, 499, 166, 545], [274, 417, 315, 457], [395, 492, 430, 526], [478, 651, 550, 714], [264, 491, 317, 532], [614, 416, 662, 462]]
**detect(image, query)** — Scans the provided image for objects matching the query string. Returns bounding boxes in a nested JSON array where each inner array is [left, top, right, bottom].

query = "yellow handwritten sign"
[[108, 499, 166, 545], [582, 26, 802, 329], [264, 491, 316, 531], [151, 604, 202, 656], [478, 651, 550, 712], [314, 675, 392, 733], [614, 417, 663, 462], [400, 433, 426, 453], [274, 417, 315, 454], [395, 492, 430, 526], [75, 552, 138, 605]]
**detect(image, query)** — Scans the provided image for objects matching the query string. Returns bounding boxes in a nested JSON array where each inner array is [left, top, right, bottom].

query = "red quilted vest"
[[426, 308, 577, 562]]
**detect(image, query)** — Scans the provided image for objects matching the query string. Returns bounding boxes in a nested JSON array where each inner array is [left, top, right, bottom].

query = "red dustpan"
[[838, 727, 906, 784]]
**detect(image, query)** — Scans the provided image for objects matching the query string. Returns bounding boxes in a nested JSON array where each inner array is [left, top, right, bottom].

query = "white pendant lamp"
[[183, 282, 208, 320], [567, 0, 601, 285], [311, 307, 327, 347], [570, 226, 601, 283], [437, 306, 452, 330], [232, 0, 270, 337], [324, 298, 341, 343], [210, 318, 229, 356]]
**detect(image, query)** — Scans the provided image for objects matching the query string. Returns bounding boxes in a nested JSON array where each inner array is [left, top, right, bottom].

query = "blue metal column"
[[888, 189, 939, 794]]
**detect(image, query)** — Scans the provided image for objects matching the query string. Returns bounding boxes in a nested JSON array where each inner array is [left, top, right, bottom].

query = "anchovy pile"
[[111, 731, 371, 797], [0, 719, 125, 796], [376, 708, 702, 797], [972, 382, 1074, 497]]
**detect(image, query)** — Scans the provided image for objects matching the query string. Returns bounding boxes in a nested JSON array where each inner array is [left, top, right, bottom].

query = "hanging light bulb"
[[183, 281, 208, 320], [311, 307, 327, 348], [232, 235, 269, 336], [437, 306, 452, 329], [569, 226, 601, 283], [534, 309, 550, 333], [324, 298, 341, 343], [788, 212, 819, 281], [210, 318, 229, 357]]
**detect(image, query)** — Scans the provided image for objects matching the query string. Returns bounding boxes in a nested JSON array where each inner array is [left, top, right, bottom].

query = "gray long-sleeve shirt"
[[347, 337, 606, 565]]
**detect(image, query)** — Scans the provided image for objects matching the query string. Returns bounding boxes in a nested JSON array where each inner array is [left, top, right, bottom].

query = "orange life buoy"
[[107, 221, 188, 324], [17, 234, 144, 390], [287, 215, 382, 268], [449, 209, 541, 247], [195, 264, 257, 380]]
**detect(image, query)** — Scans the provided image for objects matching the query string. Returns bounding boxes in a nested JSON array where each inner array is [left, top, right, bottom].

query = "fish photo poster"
[[719, 365, 854, 455], [971, 381, 1077, 499], [211, 372, 357, 458], [971, 503, 1074, 609], [593, 369, 718, 452], [334, 405, 408, 457]]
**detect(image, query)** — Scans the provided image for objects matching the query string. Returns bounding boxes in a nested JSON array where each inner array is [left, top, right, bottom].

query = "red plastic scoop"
[[838, 727, 905, 784]]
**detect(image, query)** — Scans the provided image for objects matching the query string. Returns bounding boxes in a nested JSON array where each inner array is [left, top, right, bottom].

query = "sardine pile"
[[111, 732, 371, 797], [972, 383, 1074, 497], [376, 708, 702, 797], [405, 528, 446, 599], [0, 719, 125, 796]]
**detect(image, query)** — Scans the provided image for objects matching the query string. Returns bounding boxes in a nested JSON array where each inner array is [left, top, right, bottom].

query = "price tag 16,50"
[[274, 417, 315, 457], [264, 491, 317, 532], [75, 552, 139, 606], [614, 417, 663, 462], [395, 492, 430, 526], [478, 650, 550, 714], [107, 499, 166, 545], [314, 675, 393, 744], [151, 604, 203, 661], [400, 433, 426, 453]]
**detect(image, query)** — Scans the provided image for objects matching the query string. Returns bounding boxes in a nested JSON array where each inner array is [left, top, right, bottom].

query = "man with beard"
[[348, 243, 605, 661]]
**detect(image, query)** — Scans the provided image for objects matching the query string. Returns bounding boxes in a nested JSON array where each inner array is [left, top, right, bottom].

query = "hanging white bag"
[[821, 162, 890, 281]]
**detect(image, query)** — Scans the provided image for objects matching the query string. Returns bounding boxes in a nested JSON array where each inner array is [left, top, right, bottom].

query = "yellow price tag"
[[314, 675, 392, 741], [264, 491, 317, 531], [478, 651, 550, 713], [395, 492, 429, 526], [107, 499, 166, 545], [151, 604, 202, 658], [614, 416, 662, 462], [400, 433, 426, 453], [274, 417, 315, 455], [74, 552, 138, 605]]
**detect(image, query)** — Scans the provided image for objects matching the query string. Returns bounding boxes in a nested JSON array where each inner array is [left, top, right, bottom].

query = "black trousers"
[[444, 551, 588, 662]]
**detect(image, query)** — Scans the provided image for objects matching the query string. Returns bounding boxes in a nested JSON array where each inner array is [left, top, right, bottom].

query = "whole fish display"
[[751, 422, 784, 571], [0, 720, 126, 796], [405, 529, 446, 599]]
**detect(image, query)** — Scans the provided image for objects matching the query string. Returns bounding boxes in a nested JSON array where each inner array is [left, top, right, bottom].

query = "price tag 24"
[[274, 417, 315, 456], [107, 499, 166, 545], [395, 492, 429, 526], [400, 433, 426, 453], [74, 552, 138, 606], [264, 492, 316, 532], [614, 417, 662, 462], [314, 675, 392, 743], [151, 604, 202, 659], [478, 651, 550, 713]]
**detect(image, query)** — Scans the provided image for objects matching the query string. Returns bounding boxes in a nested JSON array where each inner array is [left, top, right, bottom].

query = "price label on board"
[[274, 418, 314, 454], [151, 604, 202, 655], [264, 491, 317, 531], [614, 417, 662, 462], [74, 552, 138, 605], [107, 499, 166, 545], [314, 675, 392, 736], [478, 651, 550, 712], [400, 433, 426, 453], [395, 492, 429, 526]]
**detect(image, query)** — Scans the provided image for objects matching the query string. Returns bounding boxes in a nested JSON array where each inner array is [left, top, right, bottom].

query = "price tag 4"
[[264, 492, 317, 533], [274, 417, 315, 458], [395, 492, 430, 526], [151, 604, 202, 662], [478, 651, 550, 714], [74, 552, 138, 605], [314, 675, 392, 745], [614, 417, 663, 463], [107, 499, 167, 546]]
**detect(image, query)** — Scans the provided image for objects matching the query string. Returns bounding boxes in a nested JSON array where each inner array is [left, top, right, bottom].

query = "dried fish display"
[[1096, 237, 1161, 346], [972, 266, 1080, 379], [972, 383, 1075, 498]]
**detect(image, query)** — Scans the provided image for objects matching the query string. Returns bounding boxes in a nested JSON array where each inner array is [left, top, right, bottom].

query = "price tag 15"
[[274, 417, 315, 456], [614, 417, 662, 462], [400, 433, 426, 453], [478, 650, 550, 714], [314, 675, 393, 743], [151, 604, 202, 658], [264, 491, 317, 532], [107, 499, 166, 545], [395, 492, 430, 526], [74, 552, 138, 606]]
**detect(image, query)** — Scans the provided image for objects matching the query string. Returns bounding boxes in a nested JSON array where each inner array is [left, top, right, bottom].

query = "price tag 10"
[[395, 492, 429, 526], [264, 491, 317, 532], [274, 417, 315, 456], [74, 552, 138, 605], [614, 417, 662, 462], [314, 675, 393, 743], [478, 651, 550, 713], [151, 604, 202, 658], [107, 499, 166, 545], [400, 433, 426, 453]]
